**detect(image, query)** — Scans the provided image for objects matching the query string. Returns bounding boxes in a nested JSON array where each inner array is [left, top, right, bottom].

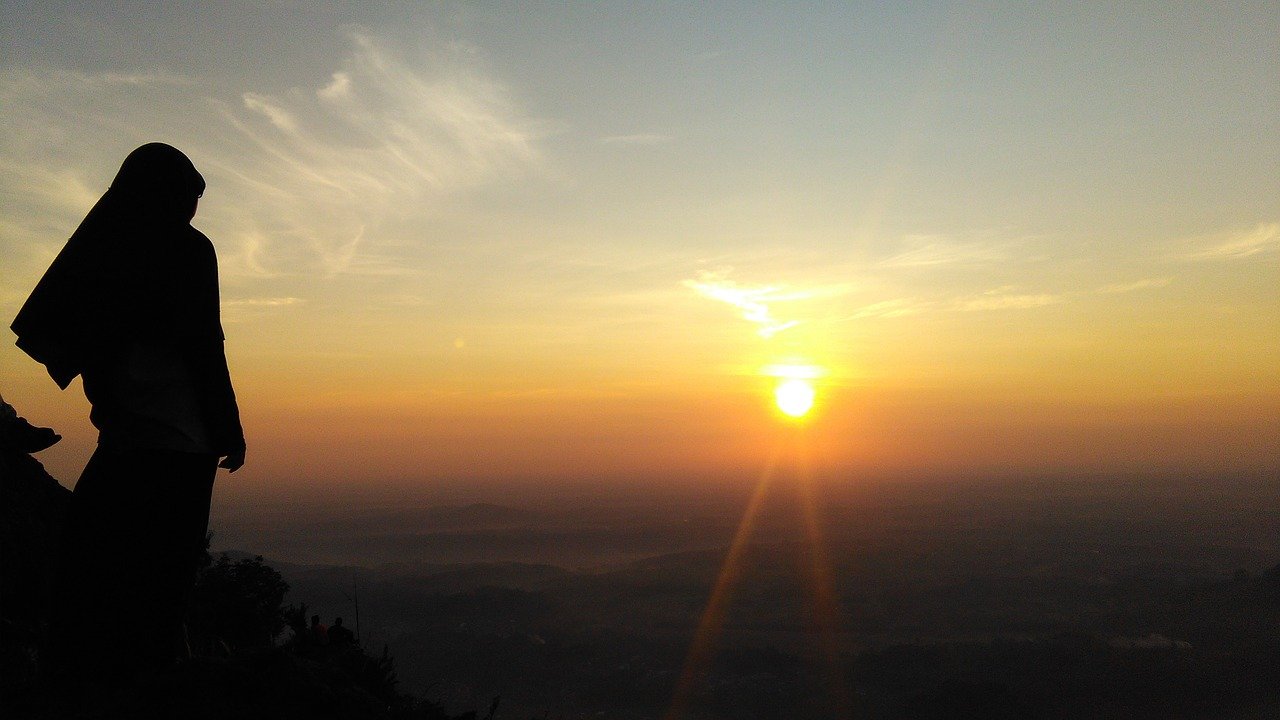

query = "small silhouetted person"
[[328, 617, 354, 647], [310, 615, 329, 645], [14, 143, 245, 683]]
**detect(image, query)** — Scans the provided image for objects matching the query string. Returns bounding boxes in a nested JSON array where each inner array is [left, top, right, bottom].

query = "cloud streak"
[[0, 33, 545, 294], [878, 234, 1011, 268], [1095, 277, 1172, 294], [849, 298, 930, 319], [683, 271, 805, 338], [216, 32, 543, 278], [1178, 223, 1279, 262], [953, 287, 1061, 311], [599, 133, 672, 146], [223, 297, 305, 307]]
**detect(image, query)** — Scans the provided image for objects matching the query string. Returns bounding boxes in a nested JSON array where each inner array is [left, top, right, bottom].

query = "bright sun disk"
[[775, 378, 815, 418]]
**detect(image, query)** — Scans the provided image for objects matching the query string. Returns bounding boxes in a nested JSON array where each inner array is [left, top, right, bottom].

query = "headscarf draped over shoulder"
[[11, 143, 223, 389]]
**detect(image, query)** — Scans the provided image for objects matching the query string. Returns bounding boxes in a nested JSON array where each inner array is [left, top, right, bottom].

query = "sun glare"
[[775, 378, 815, 418], [762, 362, 823, 420]]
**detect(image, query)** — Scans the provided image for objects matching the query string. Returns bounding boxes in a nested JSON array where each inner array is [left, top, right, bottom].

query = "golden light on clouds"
[[682, 271, 803, 339], [681, 267, 844, 421]]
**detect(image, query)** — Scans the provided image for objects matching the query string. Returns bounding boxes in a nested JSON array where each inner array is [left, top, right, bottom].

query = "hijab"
[[12, 143, 223, 389]]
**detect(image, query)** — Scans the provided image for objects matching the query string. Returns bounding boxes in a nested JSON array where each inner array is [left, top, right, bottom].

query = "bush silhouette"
[[188, 544, 290, 654]]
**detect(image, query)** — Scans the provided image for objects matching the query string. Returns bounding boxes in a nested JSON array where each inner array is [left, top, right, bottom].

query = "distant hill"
[[0, 442, 498, 719], [412, 502, 536, 529]]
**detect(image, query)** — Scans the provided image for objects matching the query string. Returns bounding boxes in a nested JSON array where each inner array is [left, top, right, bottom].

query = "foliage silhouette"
[[187, 540, 290, 654]]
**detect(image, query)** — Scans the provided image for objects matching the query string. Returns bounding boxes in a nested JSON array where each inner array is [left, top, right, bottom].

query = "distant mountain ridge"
[[0, 442, 497, 719]]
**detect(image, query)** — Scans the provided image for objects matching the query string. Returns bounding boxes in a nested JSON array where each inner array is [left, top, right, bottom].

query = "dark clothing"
[[11, 142, 243, 455], [19, 144, 243, 688], [328, 624, 355, 647], [45, 446, 217, 676], [12, 222, 244, 455]]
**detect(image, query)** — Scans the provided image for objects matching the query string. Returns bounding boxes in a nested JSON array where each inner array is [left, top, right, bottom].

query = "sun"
[[762, 362, 823, 420], [775, 378, 815, 418]]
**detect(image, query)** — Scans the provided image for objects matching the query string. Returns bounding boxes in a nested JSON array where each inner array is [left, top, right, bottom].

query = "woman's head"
[[110, 143, 205, 222]]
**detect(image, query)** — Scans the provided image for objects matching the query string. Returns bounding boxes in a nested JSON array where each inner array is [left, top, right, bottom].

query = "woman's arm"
[[190, 338, 246, 465], [184, 230, 246, 467]]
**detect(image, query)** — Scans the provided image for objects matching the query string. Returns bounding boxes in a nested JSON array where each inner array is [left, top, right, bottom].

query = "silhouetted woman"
[[12, 143, 245, 682]]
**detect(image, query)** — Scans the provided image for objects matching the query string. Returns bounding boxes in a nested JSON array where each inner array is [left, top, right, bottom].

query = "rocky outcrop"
[[0, 434, 72, 687]]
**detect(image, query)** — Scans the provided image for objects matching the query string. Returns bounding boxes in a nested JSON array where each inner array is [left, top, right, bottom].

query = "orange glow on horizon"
[[665, 430, 851, 718], [664, 448, 781, 720]]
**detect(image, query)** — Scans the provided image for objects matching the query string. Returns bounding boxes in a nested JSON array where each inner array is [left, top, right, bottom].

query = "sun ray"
[[667, 372, 845, 718], [663, 447, 782, 720], [794, 435, 852, 716]]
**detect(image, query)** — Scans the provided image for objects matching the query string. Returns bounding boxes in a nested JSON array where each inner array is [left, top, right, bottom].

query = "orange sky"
[[3, 4, 1277, 494]]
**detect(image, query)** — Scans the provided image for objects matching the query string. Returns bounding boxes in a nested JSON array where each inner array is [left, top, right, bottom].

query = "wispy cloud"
[[951, 286, 1061, 312], [91, 71, 192, 88], [318, 72, 352, 102], [223, 297, 305, 307], [683, 270, 818, 338], [878, 234, 1010, 268], [0, 67, 192, 97], [215, 32, 543, 278], [849, 298, 931, 319], [0, 34, 545, 291], [0, 159, 100, 219], [1095, 277, 1172, 294], [241, 93, 299, 134], [599, 133, 672, 146], [684, 277, 797, 338], [1178, 223, 1279, 262], [845, 276, 1171, 323]]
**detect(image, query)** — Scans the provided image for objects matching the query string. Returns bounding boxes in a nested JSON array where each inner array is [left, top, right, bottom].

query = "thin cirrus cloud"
[[877, 234, 1012, 268], [223, 297, 305, 307], [847, 275, 1175, 322], [683, 271, 800, 339], [220, 296, 306, 323], [0, 34, 543, 297], [846, 289, 1059, 320], [848, 298, 931, 319], [598, 134, 673, 146], [949, 277, 1173, 313], [682, 271, 853, 339], [0, 69, 199, 303], [216, 33, 543, 279], [1177, 223, 1279, 262], [952, 287, 1061, 312], [0, 160, 100, 239], [1095, 277, 1173, 294]]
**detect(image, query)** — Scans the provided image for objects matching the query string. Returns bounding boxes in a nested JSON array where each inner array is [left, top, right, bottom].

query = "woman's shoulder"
[[186, 225, 214, 248], [180, 225, 218, 262]]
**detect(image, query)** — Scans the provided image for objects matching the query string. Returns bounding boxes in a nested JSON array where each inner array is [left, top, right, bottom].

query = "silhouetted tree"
[[187, 548, 289, 653], [284, 601, 311, 645]]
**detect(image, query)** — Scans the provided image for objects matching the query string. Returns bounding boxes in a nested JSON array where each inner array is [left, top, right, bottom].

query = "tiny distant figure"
[[328, 617, 355, 647], [0, 391, 61, 454], [13, 143, 246, 682], [310, 615, 329, 645]]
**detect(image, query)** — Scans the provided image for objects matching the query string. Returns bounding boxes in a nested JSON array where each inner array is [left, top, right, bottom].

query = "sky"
[[2, 2, 1277, 495]]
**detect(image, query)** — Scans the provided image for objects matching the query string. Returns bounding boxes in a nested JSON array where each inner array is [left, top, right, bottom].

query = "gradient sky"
[[2, 2, 1277, 493]]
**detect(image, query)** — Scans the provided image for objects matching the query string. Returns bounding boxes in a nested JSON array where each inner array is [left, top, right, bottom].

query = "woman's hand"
[[218, 450, 245, 472]]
